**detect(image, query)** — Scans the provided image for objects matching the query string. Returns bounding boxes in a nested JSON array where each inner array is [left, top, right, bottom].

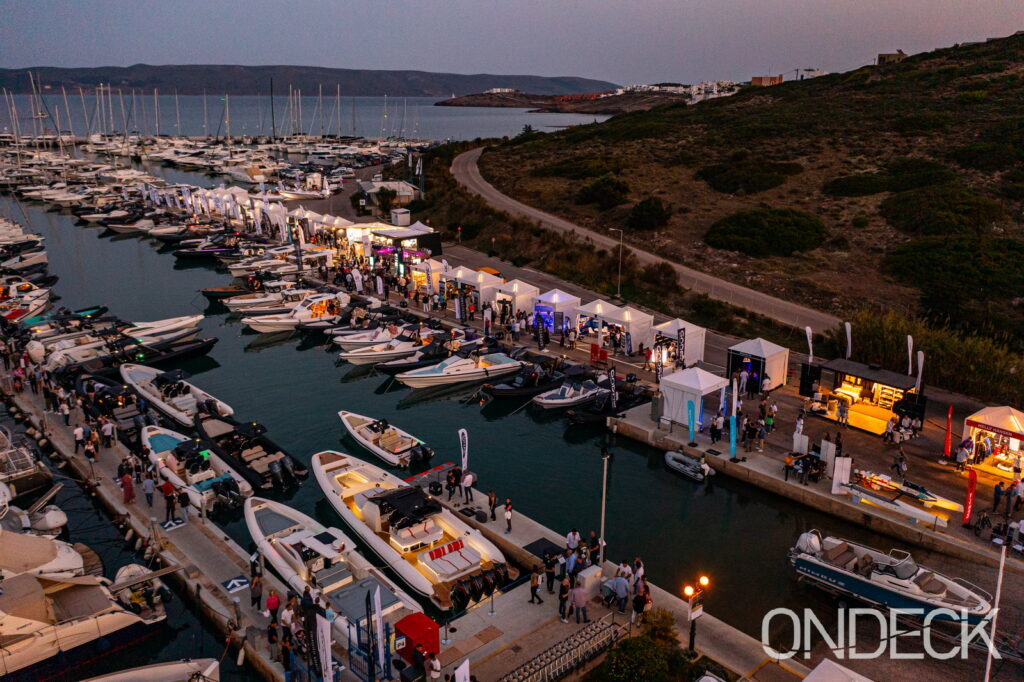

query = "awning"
[[964, 405, 1024, 441]]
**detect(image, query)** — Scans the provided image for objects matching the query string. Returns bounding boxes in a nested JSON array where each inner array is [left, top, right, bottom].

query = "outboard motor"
[[267, 459, 285, 488], [280, 456, 296, 483]]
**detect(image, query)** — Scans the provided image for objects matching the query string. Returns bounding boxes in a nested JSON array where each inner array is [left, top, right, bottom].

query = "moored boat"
[[338, 411, 433, 467], [141, 425, 251, 512], [194, 410, 307, 491], [663, 450, 712, 482], [396, 352, 527, 389], [121, 364, 233, 427]]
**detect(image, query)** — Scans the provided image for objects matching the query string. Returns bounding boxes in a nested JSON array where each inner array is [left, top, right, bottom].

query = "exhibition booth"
[[653, 319, 707, 367], [816, 358, 921, 435], [727, 337, 789, 393], [494, 279, 539, 321], [964, 405, 1024, 479], [534, 289, 582, 332], [660, 367, 730, 431]]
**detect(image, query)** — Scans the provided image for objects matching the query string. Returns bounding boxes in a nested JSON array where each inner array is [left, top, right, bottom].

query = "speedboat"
[[141, 425, 251, 512], [226, 257, 291, 277], [855, 471, 964, 513], [121, 364, 233, 427], [81, 659, 220, 682], [105, 218, 155, 235], [120, 314, 205, 340], [194, 410, 307, 491], [532, 377, 608, 409], [481, 365, 571, 400], [338, 411, 433, 467], [0, 573, 167, 681], [230, 288, 316, 317], [42, 326, 201, 371], [338, 329, 444, 364], [789, 531, 993, 624], [396, 352, 527, 389], [332, 323, 412, 351], [0, 527, 84, 579], [241, 292, 345, 333], [311, 451, 511, 611], [244, 497, 419, 633], [664, 450, 712, 482], [376, 342, 454, 376], [222, 280, 297, 310]]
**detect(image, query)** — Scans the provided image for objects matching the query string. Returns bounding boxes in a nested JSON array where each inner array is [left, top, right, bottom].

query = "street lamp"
[[609, 228, 623, 300], [682, 574, 710, 651]]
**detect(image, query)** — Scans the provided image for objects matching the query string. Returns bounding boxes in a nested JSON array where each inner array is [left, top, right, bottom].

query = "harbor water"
[[2, 95, 608, 142]]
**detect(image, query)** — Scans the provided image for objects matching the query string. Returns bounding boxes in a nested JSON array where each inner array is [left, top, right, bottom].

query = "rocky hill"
[[0, 64, 617, 97], [479, 33, 1024, 345], [436, 91, 686, 114]]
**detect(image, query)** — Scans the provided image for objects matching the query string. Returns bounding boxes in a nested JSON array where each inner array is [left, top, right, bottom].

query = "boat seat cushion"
[[856, 553, 873, 577], [417, 539, 482, 581], [241, 446, 266, 462], [390, 520, 443, 549], [913, 571, 946, 595], [824, 542, 857, 570]]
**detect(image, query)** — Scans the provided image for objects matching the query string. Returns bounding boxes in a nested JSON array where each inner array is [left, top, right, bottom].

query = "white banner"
[[906, 335, 914, 375], [373, 586, 386, 673], [844, 321, 852, 359], [831, 456, 853, 495], [454, 659, 471, 682], [805, 326, 813, 365], [915, 350, 924, 393], [315, 613, 332, 679], [458, 429, 469, 471]]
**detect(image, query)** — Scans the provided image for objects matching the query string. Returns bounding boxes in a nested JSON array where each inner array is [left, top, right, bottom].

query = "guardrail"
[[497, 614, 622, 682]]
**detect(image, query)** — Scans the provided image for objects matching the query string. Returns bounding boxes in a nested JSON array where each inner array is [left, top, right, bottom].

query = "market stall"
[[494, 279, 539, 319], [410, 258, 444, 295], [660, 367, 729, 431], [534, 289, 582, 332], [595, 306, 655, 356], [727, 338, 789, 393], [653, 319, 707, 367], [440, 266, 502, 321], [815, 358, 921, 435], [964, 406, 1024, 479], [574, 299, 623, 348]]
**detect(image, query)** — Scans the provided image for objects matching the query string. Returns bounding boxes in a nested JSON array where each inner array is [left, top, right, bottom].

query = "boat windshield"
[[893, 557, 918, 580]]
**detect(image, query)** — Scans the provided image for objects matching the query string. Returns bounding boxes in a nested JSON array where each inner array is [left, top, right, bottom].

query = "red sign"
[[427, 538, 464, 561], [965, 419, 1024, 442], [962, 468, 977, 525], [944, 405, 953, 459], [590, 343, 601, 364]]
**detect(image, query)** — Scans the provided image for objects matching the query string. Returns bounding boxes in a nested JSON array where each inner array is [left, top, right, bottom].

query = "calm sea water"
[[2, 94, 607, 141]]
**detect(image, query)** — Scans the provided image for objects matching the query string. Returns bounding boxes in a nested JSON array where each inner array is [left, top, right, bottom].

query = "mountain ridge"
[[0, 64, 617, 97]]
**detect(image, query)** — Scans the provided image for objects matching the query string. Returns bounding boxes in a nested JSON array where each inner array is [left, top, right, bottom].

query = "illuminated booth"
[[440, 266, 502, 321], [595, 306, 655, 356], [964, 406, 1024, 479], [574, 299, 624, 347], [410, 258, 444, 295], [815, 358, 923, 435], [493, 279, 539, 320], [534, 289, 581, 332], [660, 367, 729, 431], [726, 337, 789, 392], [653, 319, 707, 367]]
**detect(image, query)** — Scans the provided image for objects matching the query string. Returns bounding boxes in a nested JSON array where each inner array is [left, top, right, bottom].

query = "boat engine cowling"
[[268, 459, 284, 488], [794, 532, 821, 556], [450, 581, 471, 612]]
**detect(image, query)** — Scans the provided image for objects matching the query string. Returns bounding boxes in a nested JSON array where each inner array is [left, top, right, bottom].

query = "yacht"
[[532, 377, 609, 409], [241, 293, 345, 333], [81, 659, 220, 682], [0, 527, 84, 579], [395, 352, 527, 389], [222, 280, 297, 310], [121, 364, 233, 427], [311, 451, 510, 611]]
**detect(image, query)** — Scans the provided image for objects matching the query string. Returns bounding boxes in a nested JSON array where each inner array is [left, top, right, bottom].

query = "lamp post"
[[610, 228, 623, 300], [598, 439, 611, 566], [682, 574, 710, 651]]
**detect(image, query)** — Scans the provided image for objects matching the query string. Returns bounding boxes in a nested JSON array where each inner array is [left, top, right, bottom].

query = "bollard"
[[231, 596, 242, 631], [488, 589, 496, 616]]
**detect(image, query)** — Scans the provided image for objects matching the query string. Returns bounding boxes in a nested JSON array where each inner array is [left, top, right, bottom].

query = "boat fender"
[[124, 528, 134, 542], [236, 645, 246, 666], [37, 438, 49, 449]]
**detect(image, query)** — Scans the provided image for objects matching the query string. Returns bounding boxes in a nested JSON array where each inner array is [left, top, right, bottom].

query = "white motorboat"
[[790, 531, 992, 624], [396, 352, 527, 389], [0, 573, 167, 678], [0, 526, 84, 579], [105, 219, 155, 235], [230, 288, 317, 317], [311, 451, 510, 610], [81, 659, 220, 682], [222, 280, 297, 310], [121, 364, 233, 426], [244, 497, 419, 633], [241, 292, 345, 333], [42, 326, 201, 371], [532, 377, 609, 409], [1, 249, 47, 271], [80, 208, 130, 223], [140, 425, 252, 511], [338, 411, 433, 467], [121, 314, 205, 339], [338, 328, 444, 363], [226, 257, 292, 278], [332, 323, 406, 351]]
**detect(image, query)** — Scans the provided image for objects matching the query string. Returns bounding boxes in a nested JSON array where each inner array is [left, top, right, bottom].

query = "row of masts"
[[2, 73, 423, 145]]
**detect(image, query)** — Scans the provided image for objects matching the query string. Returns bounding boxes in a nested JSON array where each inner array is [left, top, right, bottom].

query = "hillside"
[[0, 64, 617, 97], [479, 33, 1024, 346], [436, 91, 687, 114]]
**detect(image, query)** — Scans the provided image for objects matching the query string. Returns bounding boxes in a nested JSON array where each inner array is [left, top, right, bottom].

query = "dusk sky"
[[2, 1, 1021, 85]]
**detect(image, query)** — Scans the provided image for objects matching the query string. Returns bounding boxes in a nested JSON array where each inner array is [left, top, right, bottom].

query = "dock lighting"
[[683, 573, 709, 651], [699, 575, 710, 588], [683, 585, 695, 597]]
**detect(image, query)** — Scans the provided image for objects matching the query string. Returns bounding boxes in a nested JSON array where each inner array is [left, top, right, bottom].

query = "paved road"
[[451, 147, 840, 331]]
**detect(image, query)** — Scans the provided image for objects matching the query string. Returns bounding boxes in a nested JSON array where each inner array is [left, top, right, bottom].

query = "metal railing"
[[498, 614, 622, 682]]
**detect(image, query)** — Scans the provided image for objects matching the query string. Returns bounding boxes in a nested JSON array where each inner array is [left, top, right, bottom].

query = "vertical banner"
[[315, 614, 332, 680], [590, 343, 601, 365], [374, 586, 386, 674], [458, 429, 469, 471], [624, 331, 632, 356], [831, 457, 853, 494], [729, 415, 736, 457], [907, 335, 914, 375], [805, 326, 814, 364], [676, 327, 686, 366], [844, 321, 852, 359], [687, 400, 696, 443], [914, 350, 925, 394], [454, 660, 471, 682], [425, 261, 434, 294], [944, 405, 953, 459], [654, 351, 663, 383], [963, 468, 978, 524], [609, 366, 618, 411]]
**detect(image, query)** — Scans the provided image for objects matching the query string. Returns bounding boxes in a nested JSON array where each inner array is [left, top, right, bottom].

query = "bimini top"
[[823, 358, 917, 391], [370, 486, 442, 525]]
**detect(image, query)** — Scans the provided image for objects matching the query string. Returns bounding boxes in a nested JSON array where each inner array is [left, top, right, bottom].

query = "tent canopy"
[[535, 289, 581, 312], [654, 318, 708, 365], [494, 279, 539, 312], [729, 337, 788, 358], [575, 299, 623, 319], [728, 337, 790, 391], [660, 367, 729, 428], [965, 405, 1024, 441]]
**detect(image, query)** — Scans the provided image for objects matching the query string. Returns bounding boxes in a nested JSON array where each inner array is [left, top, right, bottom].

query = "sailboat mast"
[[153, 88, 160, 136], [175, 89, 181, 135], [269, 78, 277, 139], [203, 89, 208, 137], [336, 84, 341, 137]]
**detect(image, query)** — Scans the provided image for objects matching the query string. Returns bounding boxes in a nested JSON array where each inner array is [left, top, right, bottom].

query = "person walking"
[[266, 589, 281, 620], [528, 566, 544, 604], [120, 472, 135, 505], [992, 482, 1005, 512], [488, 490, 497, 521], [250, 575, 263, 611], [142, 474, 155, 507], [504, 498, 513, 534]]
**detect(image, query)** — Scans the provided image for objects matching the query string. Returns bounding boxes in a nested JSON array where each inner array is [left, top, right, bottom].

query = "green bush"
[[604, 636, 669, 682], [955, 90, 989, 104], [530, 156, 621, 180], [696, 157, 803, 194], [704, 208, 827, 256], [626, 197, 673, 231], [851, 214, 870, 228], [405, 199, 428, 214], [576, 173, 630, 210], [892, 112, 951, 134], [823, 158, 956, 196], [948, 142, 1019, 171], [879, 184, 1004, 235], [823, 173, 891, 196]]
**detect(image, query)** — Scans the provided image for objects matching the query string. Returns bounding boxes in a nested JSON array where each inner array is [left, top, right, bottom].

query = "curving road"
[[451, 147, 840, 331]]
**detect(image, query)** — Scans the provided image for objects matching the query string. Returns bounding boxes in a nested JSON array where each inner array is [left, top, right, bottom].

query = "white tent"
[[493, 279, 539, 312], [410, 258, 444, 293], [534, 289, 581, 314], [654, 319, 707, 365], [660, 367, 729, 429], [728, 337, 790, 391], [598, 306, 655, 352], [439, 264, 476, 283], [575, 299, 623, 320], [964, 406, 1024, 443]]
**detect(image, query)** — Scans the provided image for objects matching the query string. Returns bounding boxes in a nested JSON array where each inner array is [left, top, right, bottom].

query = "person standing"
[[266, 589, 281, 620], [571, 583, 590, 624], [992, 482, 1005, 512], [566, 528, 581, 551], [488, 490, 497, 521], [250, 575, 263, 611], [504, 498, 513, 534], [120, 473, 135, 505], [544, 553, 558, 594], [59, 399, 71, 426], [461, 470, 475, 503], [73, 424, 85, 453], [631, 590, 647, 624], [142, 474, 155, 507], [558, 577, 571, 623], [102, 419, 115, 448], [426, 652, 441, 680], [528, 566, 544, 604], [161, 480, 177, 522]]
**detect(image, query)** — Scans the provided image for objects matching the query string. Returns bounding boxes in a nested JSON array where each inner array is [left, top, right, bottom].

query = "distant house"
[[876, 50, 907, 65], [793, 68, 828, 81], [357, 180, 421, 209], [484, 88, 518, 94], [750, 75, 783, 87]]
